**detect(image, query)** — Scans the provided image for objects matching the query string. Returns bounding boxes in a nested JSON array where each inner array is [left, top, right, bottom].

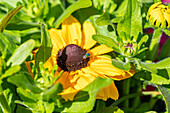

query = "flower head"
[[147, 2, 170, 28], [42, 16, 135, 101]]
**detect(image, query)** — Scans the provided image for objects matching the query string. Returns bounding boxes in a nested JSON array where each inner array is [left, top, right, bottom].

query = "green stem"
[[0, 86, 11, 113], [121, 78, 130, 108]]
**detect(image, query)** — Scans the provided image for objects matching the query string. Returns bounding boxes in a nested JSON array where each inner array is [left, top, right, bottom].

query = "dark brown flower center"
[[57, 44, 89, 72]]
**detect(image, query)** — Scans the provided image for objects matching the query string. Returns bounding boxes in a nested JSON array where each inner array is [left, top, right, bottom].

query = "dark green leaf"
[[61, 77, 112, 112], [117, 0, 142, 40], [7, 74, 42, 93], [42, 83, 63, 101], [159, 40, 170, 59], [92, 35, 120, 53], [94, 106, 124, 113], [147, 28, 162, 60], [157, 85, 170, 113], [156, 58, 170, 69], [7, 39, 35, 66], [35, 23, 52, 68], [54, 0, 92, 28], [0, 5, 23, 33], [112, 59, 131, 71]]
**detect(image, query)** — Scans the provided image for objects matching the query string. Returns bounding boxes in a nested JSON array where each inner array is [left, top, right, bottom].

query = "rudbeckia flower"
[[42, 15, 135, 101], [147, 2, 170, 28]]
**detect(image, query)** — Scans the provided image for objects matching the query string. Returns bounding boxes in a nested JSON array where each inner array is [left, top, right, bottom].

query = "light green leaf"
[[138, 60, 157, 73], [147, 28, 162, 60], [156, 58, 170, 69], [157, 85, 170, 113], [112, 59, 131, 71], [163, 29, 170, 36], [7, 39, 35, 66], [117, 0, 142, 41], [1, 65, 21, 79], [138, 35, 149, 50], [42, 83, 63, 101], [0, 5, 23, 33], [44, 102, 54, 113], [0, 0, 22, 8], [61, 77, 113, 112], [92, 35, 120, 53], [54, 0, 92, 28], [7, 74, 42, 94], [96, 11, 110, 26]]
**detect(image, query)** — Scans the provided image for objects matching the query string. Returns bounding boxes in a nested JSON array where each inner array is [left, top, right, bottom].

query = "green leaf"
[[157, 85, 170, 113], [96, 11, 110, 26], [1, 65, 21, 79], [92, 35, 120, 53], [112, 59, 131, 71], [147, 28, 162, 60], [117, 0, 142, 41], [61, 77, 112, 112], [54, 0, 92, 28], [137, 35, 149, 50], [94, 106, 124, 113], [159, 40, 170, 59], [44, 102, 55, 113], [35, 23, 52, 68], [42, 83, 63, 101], [156, 58, 170, 69], [7, 74, 42, 94], [0, 33, 18, 53], [0, 5, 23, 33], [7, 39, 35, 66], [138, 60, 157, 73]]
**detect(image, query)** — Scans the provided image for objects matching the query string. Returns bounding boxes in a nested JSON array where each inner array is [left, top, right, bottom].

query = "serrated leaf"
[[157, 85, 170, 113], [147, 28, 162, 60], [92, 35, 120, 53], [138, 60, 157, 73], [112, 59, 131, 71], [0, 5, 23, 33], [117, 0, 142, 40], [7, 74, 42, 93], [156, 58, 170, 69], [61, 77, 113, 112], [54, 0, 92, 28], [7, 39, 35, 66]]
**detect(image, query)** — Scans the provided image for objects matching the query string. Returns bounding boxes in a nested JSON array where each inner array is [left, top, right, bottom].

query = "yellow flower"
[[42, 15, 135, 101], [147, 2, 170, 28]]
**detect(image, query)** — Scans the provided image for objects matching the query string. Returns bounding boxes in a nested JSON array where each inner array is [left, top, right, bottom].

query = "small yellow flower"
[[42, 15, 135, 101], [147, 2, 170, 28]]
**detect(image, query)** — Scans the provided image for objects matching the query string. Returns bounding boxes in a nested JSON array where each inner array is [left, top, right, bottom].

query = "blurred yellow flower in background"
[[147, 2, 170, 28]]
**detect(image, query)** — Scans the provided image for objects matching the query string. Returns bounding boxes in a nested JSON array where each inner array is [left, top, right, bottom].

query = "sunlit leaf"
[[54, 0, 92, 28], [112, 59, 131, 71], [7, 74, 42, 94], [0, 5, 23, 33], [7, 39, 35, 66], [138, 60, 157, 73], [156, 58, 170, 69]]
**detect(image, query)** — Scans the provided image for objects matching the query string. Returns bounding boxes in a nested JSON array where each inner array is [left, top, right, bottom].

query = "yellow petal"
[[81, 21, 96, 49], [25, 60, 35, 79], [89, 56, 135, 80], [89, 56, 125, 76], [96, 82, 119, 101], [43, 57, 54, 71], [60, 87, 78, 101], [49, 28, 66, 52], [90, 45, 113, 56], [62, 15, 82, 46]]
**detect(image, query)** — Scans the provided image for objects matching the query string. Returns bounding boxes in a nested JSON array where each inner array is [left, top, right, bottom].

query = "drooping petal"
[[49, 28, 66, 52], [81, 21, 96, 49], [25, 60, 35, 78], [89, 56, 135, 80], [96, 82, 119, 101], [62, 15, 82, 46], [90, 45, 113, 56]]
